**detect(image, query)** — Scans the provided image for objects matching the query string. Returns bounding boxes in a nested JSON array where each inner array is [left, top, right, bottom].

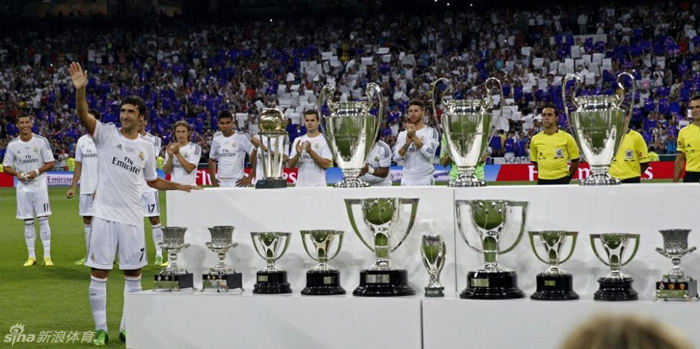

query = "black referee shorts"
[[684, 171, 700, 183], [537, 176, 570, 185], [620, 177, 641, 183]]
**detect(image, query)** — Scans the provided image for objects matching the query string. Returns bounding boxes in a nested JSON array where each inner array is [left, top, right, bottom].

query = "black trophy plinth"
[[154, 272, 194, 290], [202, 272, 243, 291], [460, 270, 525, 299], [353, 269, 415, 297], [531, 273, 579, 300], [301, 270, 346, 295], [255, 178, 287, 189], [594, 277, 638, 301], [253, 270, 292, 294]]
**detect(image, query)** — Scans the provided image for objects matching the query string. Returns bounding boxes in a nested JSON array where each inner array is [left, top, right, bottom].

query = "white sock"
[[89, 276, 108, 333], [38, 216, 51, 258], [24, 220, 36, 259], [120, 275, 142, 332], [151, 224, 163, 257], [84, 223, 92, 255]]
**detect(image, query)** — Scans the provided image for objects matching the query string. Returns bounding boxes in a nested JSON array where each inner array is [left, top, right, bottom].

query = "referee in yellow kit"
[[674, 95, 700, 182], [530, 105, 580, 185], [609, 128, 650, 183]]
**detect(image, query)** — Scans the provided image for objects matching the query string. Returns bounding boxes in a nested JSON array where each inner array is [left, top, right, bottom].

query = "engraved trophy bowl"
[[421, 234, 446, 297]]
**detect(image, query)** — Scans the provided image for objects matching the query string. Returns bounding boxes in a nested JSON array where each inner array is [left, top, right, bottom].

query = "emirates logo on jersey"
[[139, 152, 145, 161]]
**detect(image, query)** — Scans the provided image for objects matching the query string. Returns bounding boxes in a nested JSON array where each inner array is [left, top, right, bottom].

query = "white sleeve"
[[393, 132, 407, 162], [2, 144, 14, 167], [209, 138, 219, 160], [321, 138, 333, 160], [92, 121, 106, 148], [378, 143, 392, 167], [417, 128, 439, 160], [75, 139, 83, 162], [289, 138, 300, 159], [144, 146, 158, 182], [41, 137, 55, 163], [242, 135, 253, 155], [190, 144, 202, 167]]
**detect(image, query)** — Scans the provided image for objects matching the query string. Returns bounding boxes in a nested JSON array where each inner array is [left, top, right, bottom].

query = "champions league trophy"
[[251, 232, 292, 294], [154, 227, 194, 291], [591, 233, 640, 301], [421, 234, 447, 297], [655, 229, 698, 301], [455, 200, 528, 299], [300, 230, 346, 295], [255, 108, 288, 189], [432, 78, 504, 187], [528, 231, 579, 300], [345, 198, 419, 296], [319, 83, 383, 187], [202, 226, 243, 292], [562, 72, 635, 185]]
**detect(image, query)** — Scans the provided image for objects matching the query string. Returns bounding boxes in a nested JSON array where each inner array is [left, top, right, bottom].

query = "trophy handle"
[[273, 233, 291, 262], [483, 77, 503, 116], [300, 231, 319, 263], [621, 233, 640, 267], [558, 232, 579, 265], [431, 78, 451, 131], [329, 231, 344, 261], [421, 237, 447, 275], [589, 234, 610, 266], [616, 72, 635, 137], [319, 85, 337, 115], [527, 232, 549, 265], [365, 82, 384, 145], [250, 233, 268, 260], [391, 198, 419, 253], [454, 200, 483, 254], [344, 199, 375, 252], [498, 201, 528, 255], [562, 74, 582, 132]]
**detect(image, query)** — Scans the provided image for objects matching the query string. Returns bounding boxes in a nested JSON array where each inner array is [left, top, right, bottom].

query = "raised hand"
[[69, 62, 88, 90]]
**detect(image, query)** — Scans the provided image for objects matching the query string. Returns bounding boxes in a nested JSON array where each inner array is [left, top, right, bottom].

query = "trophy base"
[[301, 270, 346, 295], [594, 277, 638, 301], [655, 279, 698, 301], [334, 177, 370, 188], [425, 287, 445, 297], [448, 175, 486, 187], [253, 270, 292, 294], [154, 272, 194, 291], [531, 273, 579, 300], [460, 271, 525, 300], [202, 272, 243, 292], [580, 173, 621, 186], [255, 178, 287, 189], [353, 269, 415, 297]]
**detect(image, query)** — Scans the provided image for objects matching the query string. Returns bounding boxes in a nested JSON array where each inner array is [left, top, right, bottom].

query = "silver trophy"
[[300, 230, 346, 295], [421, 234, 446, 297], [202, 226, 243, 292], [432, 78, 503, 187], [154, 226, 194, 291], [528, 231, 579, 300], [345, 197, 419, 296], [251, 232, 292, 294], [255, 108, 288, 189], [655, 229, 698, 300], [590, 233, 640, 301], [319, 83, 383, 187], [563, 72, 635, 185], [455, 200, 528, 299]]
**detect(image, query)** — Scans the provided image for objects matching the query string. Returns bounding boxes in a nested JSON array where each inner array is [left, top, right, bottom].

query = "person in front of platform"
[[674, 95, 700, 182], [529, 105, 580, 185], [439, 133, 485, 182], [609, 128, 650, 183]]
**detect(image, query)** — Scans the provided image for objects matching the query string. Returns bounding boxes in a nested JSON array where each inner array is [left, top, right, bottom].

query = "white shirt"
[[3, 134, 54, 187], [75, 134, 99, 194], [92, 122, 157, 226], [210, 132, 252, 180], [140, 132, 162, 193], [165, 142, 201, 185], [361, 140, 392, 186], [289, 134, 332, 187], [393, 126, 439, 179]]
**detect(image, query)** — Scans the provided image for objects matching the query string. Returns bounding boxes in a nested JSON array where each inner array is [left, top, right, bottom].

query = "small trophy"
[[300, 230, 346, 295], [202, 226, 243, 292], [345, 197, 419, 296], [528, 231, 579, 300], [251, 232, 292, 294], [154, 227, 194, 291], [591, 233, 640, 301], [455, 200, 528, 299], [255, 108, 288, 189], [655, 229, 698, 301], [421, 234, 446, 297]]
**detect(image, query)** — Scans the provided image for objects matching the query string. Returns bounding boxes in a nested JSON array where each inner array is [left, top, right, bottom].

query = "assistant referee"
[[530, 105, 580, 185], [674, 95, 700, 182], [609, 129, 650, 183]]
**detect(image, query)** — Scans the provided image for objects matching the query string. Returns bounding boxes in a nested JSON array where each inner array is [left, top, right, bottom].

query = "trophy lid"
[[259, 108, 286, 134]]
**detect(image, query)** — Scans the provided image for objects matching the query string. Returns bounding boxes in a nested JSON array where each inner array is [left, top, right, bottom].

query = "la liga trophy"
[[528, 231, 579, 300], [655, 229, 698, 301], [251, 232, 292, 294], [202, 226, 243, 292], [300, 230, 346, 295], [154, 226, 194, 291], [591, 233, 640, 301]]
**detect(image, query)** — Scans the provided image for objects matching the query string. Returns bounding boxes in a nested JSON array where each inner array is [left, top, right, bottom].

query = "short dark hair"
[[218, 110, 233, 120], [408, 100, 425, 109], [542, 104, 557, 114], [691, 94, 700, 103], [88, 109, 101, 120], [304, 109, 319, 121], [121, 96, 147, 116], [16, 114, 31, 123]]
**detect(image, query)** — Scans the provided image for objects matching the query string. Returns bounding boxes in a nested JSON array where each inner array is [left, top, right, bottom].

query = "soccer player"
[[393, 100, 439, 186], [674, 95, 700, 182], [66, 109, 101, 265], [138, 118, 167, 266], [3, 115, 56, 267], [208, 110, 253, 187], [163, 120, 201, 186], [70, 62, 199, 346], [529, 105, 580, 185], [359, 138, 393, 186], [609, 129, 650, 183], [287, 110, 332, 187]]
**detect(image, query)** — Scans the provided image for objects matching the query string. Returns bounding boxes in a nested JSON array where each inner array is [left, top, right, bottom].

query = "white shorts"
[[16, 181, 52, 219], [141, 191, 161, 217], [86, 217, 147, 270], [218, 178, 242, 188], [79, 193, 95, 217], [400, 176, 435, 186]]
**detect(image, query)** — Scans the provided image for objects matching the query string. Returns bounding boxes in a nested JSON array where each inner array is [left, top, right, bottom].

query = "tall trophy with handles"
[[251, 232, 292, 294], [528, 231, 579, 300], [300, 230, 346, 295], [591, 233, 640, 301], [255, 108, 288, 189]]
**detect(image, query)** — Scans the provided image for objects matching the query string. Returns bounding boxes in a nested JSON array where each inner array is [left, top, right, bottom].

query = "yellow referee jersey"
[[609, 130, 650, 180], [677, 123, 700, 172], [530, 129, 580, 180]]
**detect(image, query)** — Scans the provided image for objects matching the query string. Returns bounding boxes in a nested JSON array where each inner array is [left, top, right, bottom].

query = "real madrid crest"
[[33, 147, 39, 153], [139, 152, 145, 161]]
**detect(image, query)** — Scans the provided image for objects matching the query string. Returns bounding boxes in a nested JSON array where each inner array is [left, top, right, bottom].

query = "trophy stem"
[[371, 231, 392, 270], [482, 235, 500, 268]]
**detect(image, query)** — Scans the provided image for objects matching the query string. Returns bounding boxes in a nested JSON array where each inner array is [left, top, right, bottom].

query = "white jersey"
[[210, 132, 252, 180], [254, 135, 286, 179], [393, 126, 439, 179], [92, 122, 157, 226], [75, 134, 99, 194], [361, 140, 393, 186], [289, 134, 332, 187], [165, 142, 201, 185], [139, 132, 162, 193], [3, 134, 54, 187]]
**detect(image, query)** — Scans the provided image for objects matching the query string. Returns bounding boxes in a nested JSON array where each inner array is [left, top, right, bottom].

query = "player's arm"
[[567, 158, 580, 181], [674, 152, 685, 183], [394, 133, 408, 160], [208, 158, 219, 187], [3, 165, 21, 179], [69, 62, 97, 135], [163, 152, 174, 175], [147, 178, 200, 192], [416, 129, 438, 160], [67, 161, 82, 199], [529, 139, 538, 171], [175, 152, 196, 173], [306, 147, 331, 170], [249, 148, 258, 179], [287, 139, 301, 169]]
